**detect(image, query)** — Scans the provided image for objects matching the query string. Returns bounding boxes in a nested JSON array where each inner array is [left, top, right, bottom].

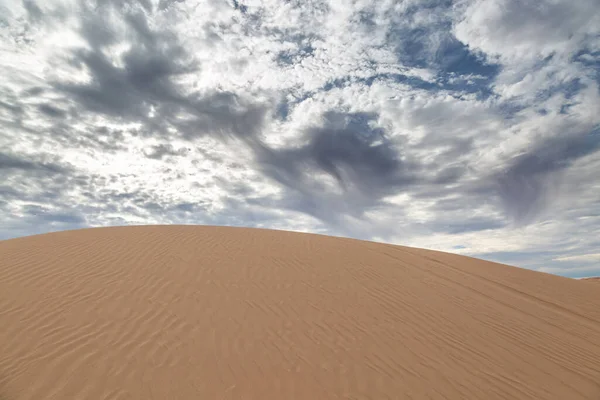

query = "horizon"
[[3, 223, 599, 280], [1, 0, 599, 278]]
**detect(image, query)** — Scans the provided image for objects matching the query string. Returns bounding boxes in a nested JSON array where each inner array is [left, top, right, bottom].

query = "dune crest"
[[581, 277, 600, 283], [1, 225, 599, 399]]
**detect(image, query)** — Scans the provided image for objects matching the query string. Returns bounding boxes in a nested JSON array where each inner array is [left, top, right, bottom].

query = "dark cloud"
[[52, 5, 194, 123], [144, 144, 187, 160], [46, 3, 270, 145], [38, 104, 66, 118], [179, 92, 269, 141], [22, 0, 43, 22], [245, 112, 428, 225], [57, 46, 189, 121], [257, 112, 408, 191], [493, 129, 600, 223], [303, 113, 406, 190], [0, 151, 70, 174], [232, 0, 248, 14]]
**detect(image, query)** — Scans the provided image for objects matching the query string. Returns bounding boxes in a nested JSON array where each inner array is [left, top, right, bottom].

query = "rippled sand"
[[1, 225, 599, 399]]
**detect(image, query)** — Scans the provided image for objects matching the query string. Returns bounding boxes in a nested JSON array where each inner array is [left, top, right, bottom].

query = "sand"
[[0, 225, 599, 399], [582, 277, 600, 284]]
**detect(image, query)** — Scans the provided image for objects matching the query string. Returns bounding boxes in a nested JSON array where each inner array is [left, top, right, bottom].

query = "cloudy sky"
[[1, 0, 599, 277]]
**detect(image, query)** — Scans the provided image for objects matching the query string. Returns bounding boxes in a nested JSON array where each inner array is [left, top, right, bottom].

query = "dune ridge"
[[1, 225, 599, 399], [581, 277, 600, 283]]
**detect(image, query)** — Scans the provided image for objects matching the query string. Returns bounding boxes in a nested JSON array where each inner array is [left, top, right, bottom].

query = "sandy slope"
[[582, 277, 600, 284], [0, 226, 599, 400]]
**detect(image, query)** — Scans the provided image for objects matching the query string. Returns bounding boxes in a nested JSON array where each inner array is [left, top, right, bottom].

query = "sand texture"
[[1, 225, 599, 399], [582, 277, 600, 284]]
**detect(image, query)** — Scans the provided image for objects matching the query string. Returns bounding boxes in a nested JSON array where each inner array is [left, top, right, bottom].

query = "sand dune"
[[0, 226, 599, 399], [582, 277, 600, 284]]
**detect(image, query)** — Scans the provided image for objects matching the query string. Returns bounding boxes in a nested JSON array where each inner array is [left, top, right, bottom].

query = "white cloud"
[[453, 0, 600, 63], [553, 253, 600, 263]]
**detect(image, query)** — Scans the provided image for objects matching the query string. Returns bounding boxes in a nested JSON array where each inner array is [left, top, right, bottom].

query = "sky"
[[1, 0, 599, 278]]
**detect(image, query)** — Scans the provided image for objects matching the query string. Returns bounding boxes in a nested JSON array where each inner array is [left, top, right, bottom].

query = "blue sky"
[[0, 0, 599, 278]]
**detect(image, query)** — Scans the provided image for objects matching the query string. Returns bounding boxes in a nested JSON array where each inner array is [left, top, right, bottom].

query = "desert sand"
[[582, 277, 600, 284], [0, 225, 599, 399]]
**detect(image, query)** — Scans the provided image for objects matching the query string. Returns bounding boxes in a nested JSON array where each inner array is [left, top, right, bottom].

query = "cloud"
[[144, 143, 187, 160], [53, 6, 195, 121], [491, 128, 600, 223], [22, 0, 43, 22], [453, 0, 600, 62], [250, 111, 417, 227], [37, 103, 66, 118], [0, 0, 599, 277], [0, 151, 69, 173], [553, 253, 600, 263], [41, 2, 272, 147], [260, 112, 409, 193]]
